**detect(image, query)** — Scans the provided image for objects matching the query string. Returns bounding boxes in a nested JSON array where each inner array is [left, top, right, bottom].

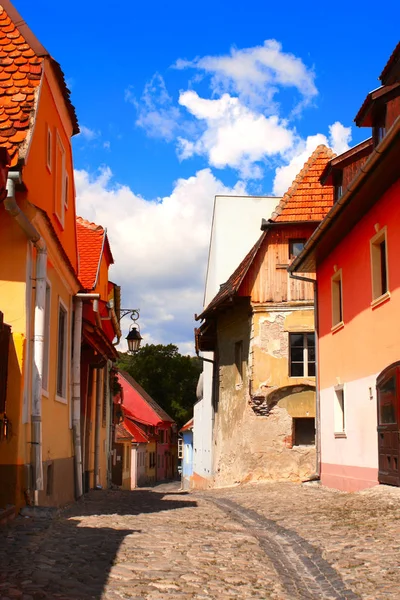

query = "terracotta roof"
[[115, 422, 133, 442], [196, 232, 266, 320], [76, 217, 114, 291], [118, 370, 175, 424], [270, 145, 334, 222], [179, 418, 193, 433], [0, 2, 78, 168], [124, 417, 149, 443], [380, 41, 400, 85]]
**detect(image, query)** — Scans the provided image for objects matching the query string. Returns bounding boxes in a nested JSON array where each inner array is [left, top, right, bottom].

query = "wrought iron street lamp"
[[119, 308, 142, 354]]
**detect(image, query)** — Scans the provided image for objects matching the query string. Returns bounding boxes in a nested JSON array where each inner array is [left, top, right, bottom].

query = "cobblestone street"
[[0, 481, 399, 600]]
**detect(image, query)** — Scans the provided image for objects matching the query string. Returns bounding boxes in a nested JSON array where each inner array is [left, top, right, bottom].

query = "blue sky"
[[16, 0, 400, 353]]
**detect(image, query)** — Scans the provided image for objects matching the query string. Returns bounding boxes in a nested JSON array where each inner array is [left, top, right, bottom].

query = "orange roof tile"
[[76, 217, 108, 291], [270, 145, 334, 222], [0, 2, 78, 167]]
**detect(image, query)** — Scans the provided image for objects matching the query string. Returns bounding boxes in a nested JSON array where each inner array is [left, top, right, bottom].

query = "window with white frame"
[[289, 333, 315, 377], [178, 437, 183, 459], [55, 132, 66, 227], [334, 385, 345, 435], [42, 283, 51, 392], [56, 300, 68, 399], [331, 269, 343, 327], [370, 228, 389, 301]]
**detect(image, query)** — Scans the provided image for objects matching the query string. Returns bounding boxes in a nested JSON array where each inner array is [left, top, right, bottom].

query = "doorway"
[[377, 362, 400, 486]]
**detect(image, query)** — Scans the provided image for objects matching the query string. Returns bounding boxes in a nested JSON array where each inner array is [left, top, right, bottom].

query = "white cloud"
[[272, 122, 352, 196], [178, 91, 294, 179], [174, 39, 317, 109], [75, 167, 246, 354], [78, 125, 100, 141], [127, 73, 183, 142]]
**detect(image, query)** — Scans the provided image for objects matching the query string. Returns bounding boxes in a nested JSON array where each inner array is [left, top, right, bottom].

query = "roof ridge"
[[76, 216, 104, 232], [270, 144, 334, 222]]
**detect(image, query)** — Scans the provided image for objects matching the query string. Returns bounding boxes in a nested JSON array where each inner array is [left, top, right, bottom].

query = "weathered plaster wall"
[[213, 303, 315, 487]]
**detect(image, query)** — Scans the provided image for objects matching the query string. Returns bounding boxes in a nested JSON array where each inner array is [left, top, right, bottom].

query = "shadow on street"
[[0, 487, 197, 600]]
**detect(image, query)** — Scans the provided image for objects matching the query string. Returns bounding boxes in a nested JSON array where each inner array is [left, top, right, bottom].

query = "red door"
[[377, 363, 400, 486]]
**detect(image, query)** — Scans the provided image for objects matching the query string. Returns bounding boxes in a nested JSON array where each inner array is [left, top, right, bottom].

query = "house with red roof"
[[116, 371, 177, 484], [290, 43, 400, 491], [0, 1, 84, 511], [76, 217, 121, 493], [195, 145, 334, 488]]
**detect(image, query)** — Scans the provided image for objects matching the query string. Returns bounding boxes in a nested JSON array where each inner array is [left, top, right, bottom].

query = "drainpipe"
[[4, 172, 47, 502], [72, 298, 83, 498], [288, 272, 321, 480], [94, 367, 102, 488]]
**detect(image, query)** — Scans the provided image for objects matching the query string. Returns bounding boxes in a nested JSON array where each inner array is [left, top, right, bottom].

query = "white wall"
[[194, 194, 279, 483]]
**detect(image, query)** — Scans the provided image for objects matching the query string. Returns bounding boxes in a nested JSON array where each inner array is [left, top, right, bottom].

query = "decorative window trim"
[[54, 132, 66, 229], [370, 227, 389, 303], [331, 269, 343, 329], [289, 332, 315, 378], [55, 297, 68, 404], [46, 126, 52, 172]]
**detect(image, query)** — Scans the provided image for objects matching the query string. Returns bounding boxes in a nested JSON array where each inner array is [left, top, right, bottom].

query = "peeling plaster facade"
[[213, 302, 316, 487]]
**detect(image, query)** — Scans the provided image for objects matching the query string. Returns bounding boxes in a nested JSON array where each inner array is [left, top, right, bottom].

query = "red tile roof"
[[380, 41, 400, 85], [124, 418, 149, 443], [0, 2, 78, 168], [76, 217, 114, 291], [270, 145, 334, 222], [118, 370, 175, 425], [179, 418, 194, 433], [115, 422, 133, 442]]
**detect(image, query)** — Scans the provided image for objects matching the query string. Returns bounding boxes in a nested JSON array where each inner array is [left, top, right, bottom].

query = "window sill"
[[55, 394, 67, 405], [42, 389, 49, 399], [371, 291, 390, 309], [334, 432, 347, 439], [331, 321, 344, 334]]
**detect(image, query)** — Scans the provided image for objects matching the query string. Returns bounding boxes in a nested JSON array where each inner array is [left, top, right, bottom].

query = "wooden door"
[[112, 444, 123, 486], [377, 364, 400, 486]]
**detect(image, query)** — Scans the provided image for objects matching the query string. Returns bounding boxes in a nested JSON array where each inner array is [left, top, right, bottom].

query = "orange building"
[[290, 43, 400, 491], [0, 1, 82, 510]]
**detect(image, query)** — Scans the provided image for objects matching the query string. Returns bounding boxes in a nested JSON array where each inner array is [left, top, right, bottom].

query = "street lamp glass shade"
[[126, 327, 142, 353]]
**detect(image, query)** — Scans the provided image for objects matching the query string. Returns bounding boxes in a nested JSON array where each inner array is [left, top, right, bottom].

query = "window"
[[64, 172, 69, 209], [378, 375, 396, 425], [55, 132, 66, 227], [234, 341, 243, 386], [157, 454, 160, 468], [289, 333, 315, 377], [333, 171, 343, 203], [334, 385, 345, 434], [0, 314, 11, 416], [46, 126, 52, 172], [178, 437, 183, 459], [373, 107, 386, 146], [159, 429, 165, 444], [56, 301, 68, 399], [331, 270, 343, 327], [42, 283, 51, 393], [293, 418, 315, 446], [371, 228, 389, 302], [289, 239, 306, 260]]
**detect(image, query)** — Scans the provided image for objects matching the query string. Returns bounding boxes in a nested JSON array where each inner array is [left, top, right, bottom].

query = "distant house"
[[179, 418, 193, 490], [193, 193, 279, 489], [290, 43, 400, 491], [117, 371, 177, 483], [195, 146, 334, 487]]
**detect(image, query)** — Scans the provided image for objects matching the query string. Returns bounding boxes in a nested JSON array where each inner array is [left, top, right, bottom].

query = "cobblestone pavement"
[[0, 481, 399, 600]]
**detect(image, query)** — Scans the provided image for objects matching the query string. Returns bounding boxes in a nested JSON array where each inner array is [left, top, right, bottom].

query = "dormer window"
[[373, 107, 386, 146], [289, 239, 306, 259], [334, 171, 343, 203]]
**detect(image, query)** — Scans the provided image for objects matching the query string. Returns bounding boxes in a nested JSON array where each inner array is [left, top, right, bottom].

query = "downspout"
[[289, 272, 321, 480], [72, 298, 83, 498], [4, 172, 47, 503], [94, 367, 102, 488]]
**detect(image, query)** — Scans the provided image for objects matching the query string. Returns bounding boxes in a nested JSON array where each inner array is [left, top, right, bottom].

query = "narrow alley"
[[1, 481, 399, 600]]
